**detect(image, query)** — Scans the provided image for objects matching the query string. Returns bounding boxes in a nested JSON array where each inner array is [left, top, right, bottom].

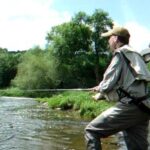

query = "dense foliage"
[[12, 47, 59, 89], [36, 91, 114, 119], [46, 9, 113, 88], [0, 9, 113, 90], [0, 48, 21, 88]]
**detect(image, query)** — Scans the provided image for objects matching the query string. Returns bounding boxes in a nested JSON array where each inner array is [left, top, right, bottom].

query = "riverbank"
[[0, 88, 114, 118]]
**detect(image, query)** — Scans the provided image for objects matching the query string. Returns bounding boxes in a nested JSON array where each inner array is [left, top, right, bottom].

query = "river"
[[0, 96, 126, 150]]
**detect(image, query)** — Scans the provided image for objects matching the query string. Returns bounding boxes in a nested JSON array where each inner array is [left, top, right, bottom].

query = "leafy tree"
[[88, 9, 113, 82], [46, 9, 113, 87], [0, 48, 20, 88], [12, 47, 59, 89]]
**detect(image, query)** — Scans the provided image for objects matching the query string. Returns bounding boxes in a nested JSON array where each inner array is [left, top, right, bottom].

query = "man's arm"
[[92, 53, 122, 101], [99, 53, 122, 93], [96, 53, 123, 93]]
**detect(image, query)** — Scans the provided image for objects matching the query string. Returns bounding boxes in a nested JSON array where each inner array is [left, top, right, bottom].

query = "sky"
[[0, 0, 150, 52]]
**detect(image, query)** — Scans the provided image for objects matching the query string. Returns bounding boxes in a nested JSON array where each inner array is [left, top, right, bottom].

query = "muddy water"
[[0, 97, 120, 150]]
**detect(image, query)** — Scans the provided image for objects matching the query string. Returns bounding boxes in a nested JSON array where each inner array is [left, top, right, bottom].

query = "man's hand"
[[91, 85, 100, 92], [92, 92, 104, 101]]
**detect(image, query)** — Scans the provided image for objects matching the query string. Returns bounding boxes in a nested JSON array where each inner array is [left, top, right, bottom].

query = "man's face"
[[108, 35, 117, 51]]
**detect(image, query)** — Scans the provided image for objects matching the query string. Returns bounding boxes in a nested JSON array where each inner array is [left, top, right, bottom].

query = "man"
[[85, 26, 150, 150]]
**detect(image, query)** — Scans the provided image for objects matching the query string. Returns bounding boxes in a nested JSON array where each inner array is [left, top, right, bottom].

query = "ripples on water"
[[0, 97, 120, 150]]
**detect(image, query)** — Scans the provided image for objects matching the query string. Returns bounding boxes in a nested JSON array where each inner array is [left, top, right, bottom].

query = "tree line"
[[0, 9, 113, 90]]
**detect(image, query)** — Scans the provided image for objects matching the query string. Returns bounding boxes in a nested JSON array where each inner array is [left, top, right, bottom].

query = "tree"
[[0, 48, 20, 88], [12, 47, 59, 89], [89, 9, 113, 82], [46, 9, 113, 87]]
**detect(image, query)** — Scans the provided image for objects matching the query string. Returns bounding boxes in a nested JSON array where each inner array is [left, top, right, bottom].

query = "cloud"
[[119, 1, 150, 52], [125, 22, 150, 52], [0, 0, 149, 53], [0, 0, 71, 51]]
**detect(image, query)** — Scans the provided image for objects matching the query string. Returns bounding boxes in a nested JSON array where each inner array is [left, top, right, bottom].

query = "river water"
[[0, 96, 124, 150]]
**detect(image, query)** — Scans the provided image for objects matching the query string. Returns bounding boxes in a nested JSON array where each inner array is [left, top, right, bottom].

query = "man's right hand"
[[91, 85, 100, 92], [92, 92, 104, 101]]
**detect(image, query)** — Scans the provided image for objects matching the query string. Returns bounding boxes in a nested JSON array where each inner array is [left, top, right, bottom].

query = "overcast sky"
[[0, 0, 150, 52]]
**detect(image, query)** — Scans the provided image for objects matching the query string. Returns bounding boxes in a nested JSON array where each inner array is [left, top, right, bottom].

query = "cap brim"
[[101, 30, 113, 37]]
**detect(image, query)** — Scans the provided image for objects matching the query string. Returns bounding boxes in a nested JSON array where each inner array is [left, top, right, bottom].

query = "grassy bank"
[[0, 87, 114, 119], [37, 91, 114, 119]]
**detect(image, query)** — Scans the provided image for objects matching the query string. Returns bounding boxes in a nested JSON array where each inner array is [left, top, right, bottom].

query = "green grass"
[[0, 87, 25, 97], [37, 91, 114, 119], [0, 87, 53, 98]]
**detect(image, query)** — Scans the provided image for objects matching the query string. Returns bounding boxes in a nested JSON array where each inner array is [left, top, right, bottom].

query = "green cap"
[[101, 26, 130, 39]]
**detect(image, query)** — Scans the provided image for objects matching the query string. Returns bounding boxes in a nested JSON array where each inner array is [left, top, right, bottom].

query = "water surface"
[[0, 96, 120, 150]]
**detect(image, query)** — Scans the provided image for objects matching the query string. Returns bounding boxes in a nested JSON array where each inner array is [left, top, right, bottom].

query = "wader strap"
[[119, 51, 137, 77], [118, 88, 150, 114]]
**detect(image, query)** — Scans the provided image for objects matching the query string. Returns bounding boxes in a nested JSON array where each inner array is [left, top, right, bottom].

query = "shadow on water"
[[0, 97, 125, 150]]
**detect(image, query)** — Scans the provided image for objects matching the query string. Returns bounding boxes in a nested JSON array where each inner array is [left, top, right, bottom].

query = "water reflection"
[[0, 97, 119, 150]]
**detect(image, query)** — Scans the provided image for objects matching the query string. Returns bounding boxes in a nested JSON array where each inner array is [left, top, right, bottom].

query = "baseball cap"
[[101, 26, 130, 39]]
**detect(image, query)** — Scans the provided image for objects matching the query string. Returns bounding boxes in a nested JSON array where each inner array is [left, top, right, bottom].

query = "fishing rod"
[[25, 88, 92, 92]]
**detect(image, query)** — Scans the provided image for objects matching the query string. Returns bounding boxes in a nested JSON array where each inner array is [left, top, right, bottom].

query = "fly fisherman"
[[85, 26, 150, 150]]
